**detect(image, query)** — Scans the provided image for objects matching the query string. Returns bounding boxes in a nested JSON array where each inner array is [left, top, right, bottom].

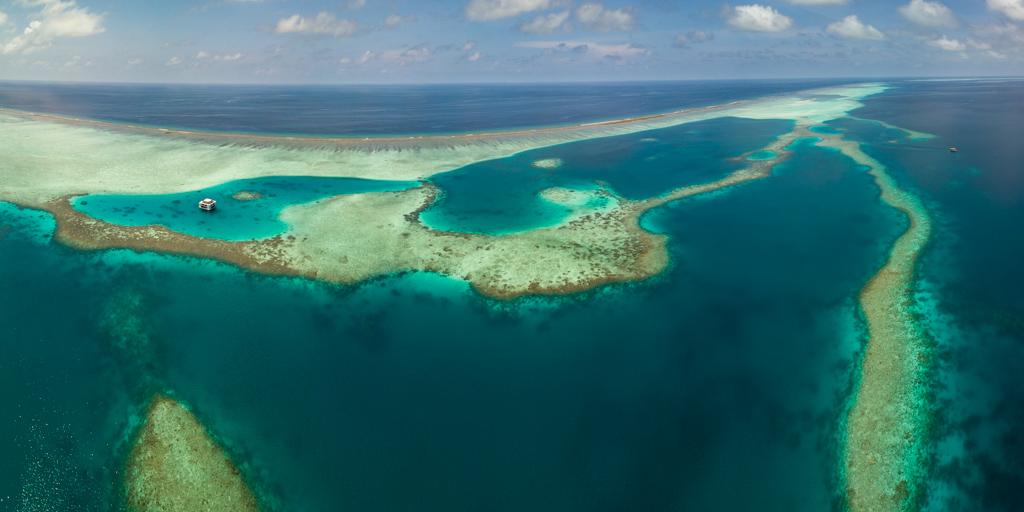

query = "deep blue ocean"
[[1, 79, 1023, 511], [0, 79, 855, 136]]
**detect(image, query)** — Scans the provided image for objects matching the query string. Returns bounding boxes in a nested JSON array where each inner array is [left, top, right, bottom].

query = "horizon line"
[[2, 75, 1023, 88]]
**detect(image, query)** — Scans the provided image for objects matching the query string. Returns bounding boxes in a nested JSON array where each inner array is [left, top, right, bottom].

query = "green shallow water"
[[72, 176, 420, 240]]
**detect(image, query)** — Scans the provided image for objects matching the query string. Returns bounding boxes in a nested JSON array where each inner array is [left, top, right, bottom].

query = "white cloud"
[[988, 0, 1024, 21], [518, 11, 570, 34], [929, 35, 965, 50], [384, 13, 416, 27], [574, 3, 635, 32], [339, 57, 351, 64], [826, 15, 885, 40], [195, 50, 244, 61], [340, 0, 365, 9], [0, 11, 8, 25], [126, 58, 141, 66], [167, 56, 184, 66], [164, 39, 195, 48], [898, 0, 957, 28], [2, 0, 105, 55], [728, 4, 794, 32], [273, 12, 359, 37], [515, 40, 653, 59], [467, 51, 486, 61], [400, 44, 430, 60], [966, 37, 992, 49], [787, 0, 847, 3], [465, 0, 565, 21], [356, 50, 376, 64], [972, 21, 1023, 39], [460, 40, 478, 51], [673, 29, 713, 47]]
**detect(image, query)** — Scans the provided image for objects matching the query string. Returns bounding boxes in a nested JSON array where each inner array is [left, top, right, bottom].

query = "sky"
[[1, 0, 1024, 83]]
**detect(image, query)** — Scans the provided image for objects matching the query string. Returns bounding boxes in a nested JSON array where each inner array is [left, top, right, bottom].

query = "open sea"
[[2, 79, 1023, 511]]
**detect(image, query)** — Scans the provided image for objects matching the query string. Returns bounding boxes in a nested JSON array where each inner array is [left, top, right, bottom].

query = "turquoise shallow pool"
[[809, 125, 842, 134], [746, 150, 777, 161], [72, 176, 420, 240]]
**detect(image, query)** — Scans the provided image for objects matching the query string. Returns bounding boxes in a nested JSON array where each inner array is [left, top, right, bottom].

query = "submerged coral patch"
[[819, 128, 934, 512], [532, 158, 564, 169], [124, 395, 261, 512], [231, 190, 263, 201]]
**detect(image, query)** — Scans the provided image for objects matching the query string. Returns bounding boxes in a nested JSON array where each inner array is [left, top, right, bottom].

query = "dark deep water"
[[844, 79, 1024, 511], [1, 79, 1023, 511], [0, 79, 855, 136]]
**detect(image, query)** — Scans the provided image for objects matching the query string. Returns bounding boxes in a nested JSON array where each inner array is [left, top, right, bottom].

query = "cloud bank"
[[517, 11, 570, 33], [728, 4, 794, 32], [274, 12, 359, 37], [898, 0, 957, 28], [465, 0, 566, 21], [575, 3, 636, 32], [988, 0, 1024, 21], [2, 0, 105, 55], [826, 15, 885, 40]]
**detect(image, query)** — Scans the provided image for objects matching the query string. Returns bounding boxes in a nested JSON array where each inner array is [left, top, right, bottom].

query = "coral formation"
[[123, 395, 260, 512]]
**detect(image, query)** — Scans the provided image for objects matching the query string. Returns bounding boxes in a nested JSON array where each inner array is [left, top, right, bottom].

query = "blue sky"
[[1, 0, 1023, 83]]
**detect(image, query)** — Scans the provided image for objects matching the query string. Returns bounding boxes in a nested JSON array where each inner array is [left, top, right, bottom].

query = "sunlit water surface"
[[2, 79, 1022, 511]]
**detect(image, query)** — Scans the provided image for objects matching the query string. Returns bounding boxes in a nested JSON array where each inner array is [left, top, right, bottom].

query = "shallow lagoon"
[[72, 176, 419, 240], [422, 117, 792, 234]]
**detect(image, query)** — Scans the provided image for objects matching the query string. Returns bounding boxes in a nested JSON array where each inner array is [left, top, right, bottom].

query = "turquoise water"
[[746, 150, 777, 161], [809, 125, 842, 134], [72, 176, 419, 240], [421, 117, 793, 235], [7, 80, 1024, 511], [846, 81, 1024, 510], [0, 117, 904, 512]]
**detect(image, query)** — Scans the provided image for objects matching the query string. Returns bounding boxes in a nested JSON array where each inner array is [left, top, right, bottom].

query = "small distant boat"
[[949, 148, 957, 153], [198, 198, 217, 211]]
